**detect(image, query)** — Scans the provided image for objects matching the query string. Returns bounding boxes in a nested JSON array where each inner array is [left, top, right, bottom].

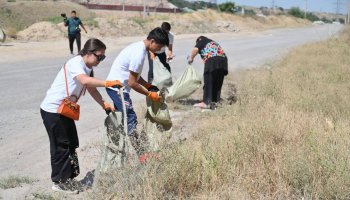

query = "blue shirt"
[[66, 17, 81, 35]]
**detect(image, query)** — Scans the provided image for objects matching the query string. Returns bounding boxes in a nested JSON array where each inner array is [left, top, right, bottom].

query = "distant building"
[[77, 0, 175, 8]]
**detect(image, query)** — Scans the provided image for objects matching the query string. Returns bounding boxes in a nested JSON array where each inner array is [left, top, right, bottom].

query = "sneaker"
[[52, 182, 79, 194]]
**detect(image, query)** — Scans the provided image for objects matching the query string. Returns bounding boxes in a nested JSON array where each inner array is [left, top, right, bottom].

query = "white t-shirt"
[[157, 32, 174, 54], [107, 41, 147, 93], [40, 56, 92, 113]]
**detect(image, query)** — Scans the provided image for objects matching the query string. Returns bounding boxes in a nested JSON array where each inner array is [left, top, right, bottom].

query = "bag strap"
[[63, 64, 85, 100]]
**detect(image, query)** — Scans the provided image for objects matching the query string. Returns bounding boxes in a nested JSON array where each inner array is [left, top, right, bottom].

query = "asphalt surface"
[[0, 24, 343, 180]]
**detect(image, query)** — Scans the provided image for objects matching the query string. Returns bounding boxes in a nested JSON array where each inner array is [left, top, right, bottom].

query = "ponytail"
[[79, 38, 106, 56]]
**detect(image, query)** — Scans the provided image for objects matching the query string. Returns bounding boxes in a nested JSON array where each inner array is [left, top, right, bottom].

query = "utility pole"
[[348, 0, 350, 24], [304, 0, 308, 19], [335, 0, 341, 22], [272, 0, 275, 13]]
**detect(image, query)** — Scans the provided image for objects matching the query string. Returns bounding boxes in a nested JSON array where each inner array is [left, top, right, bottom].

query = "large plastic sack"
[[0, 28, 6, 43], [166, 65, 201, 101], [146, 91, 172, 127], [143, 92, 172, 152], [97, 111, 127, 173], [152, 57, 172, 89]]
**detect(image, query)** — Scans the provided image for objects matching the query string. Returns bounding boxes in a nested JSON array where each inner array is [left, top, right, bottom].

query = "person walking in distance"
[[40, 38, 122, 194], [63, 10, 88, 55], [188, 36, 228, 110], [106, 27, 169, 161], [147, 22, 174, 82]]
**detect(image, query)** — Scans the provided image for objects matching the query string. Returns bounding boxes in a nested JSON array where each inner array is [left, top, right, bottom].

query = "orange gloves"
[[105, 80, 123, 88], [103, 102, 115, 115], [148, 92, 161, 102]]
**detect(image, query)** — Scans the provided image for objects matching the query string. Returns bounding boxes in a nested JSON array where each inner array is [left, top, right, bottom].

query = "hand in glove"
[[105, 80, 123, 88], [144, 82, 159, 92], [102, 102, 115, 115], [147, 92, 161, 102]]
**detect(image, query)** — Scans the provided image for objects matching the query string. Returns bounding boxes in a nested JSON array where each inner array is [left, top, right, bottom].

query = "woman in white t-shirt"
[[40, 38, 123, 194]]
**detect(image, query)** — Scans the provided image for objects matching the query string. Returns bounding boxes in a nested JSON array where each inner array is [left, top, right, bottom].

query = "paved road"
[[0, 24, 342, 180]]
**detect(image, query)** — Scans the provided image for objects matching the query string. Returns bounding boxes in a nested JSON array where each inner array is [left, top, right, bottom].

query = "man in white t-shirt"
[[106, 27, 169, 156], [147, 22, 174, 82]]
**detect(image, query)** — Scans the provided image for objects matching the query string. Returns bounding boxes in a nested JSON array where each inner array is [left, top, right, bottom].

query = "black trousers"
[[147, 52, 171, 82], [40, 109, 80, 183], [68, 33, 81, 54], [203, 69, 225, 105]]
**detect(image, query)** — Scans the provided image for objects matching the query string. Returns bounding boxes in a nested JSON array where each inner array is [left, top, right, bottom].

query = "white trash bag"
[[166, 65, 201, 101], [152, 57, 172, 89]]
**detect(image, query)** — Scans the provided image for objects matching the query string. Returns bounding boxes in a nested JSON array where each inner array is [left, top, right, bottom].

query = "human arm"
[[87, 87, 114, 114], [128, 71, 161, 101], [64, 17, 68, 27], [128, 71, 150, 96], [188, 47, 199, 64], [80, 22, 87, 34], [166, 44, 174, 60], [75, 74, 123, 88]]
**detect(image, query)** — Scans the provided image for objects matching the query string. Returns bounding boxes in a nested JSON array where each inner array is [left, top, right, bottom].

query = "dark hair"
[[71, 10, 76, 14], [79, 38, 106, 56], [147, 27, 169, 46], [196, 35, 209, 45], [161, 22, 171, 31]]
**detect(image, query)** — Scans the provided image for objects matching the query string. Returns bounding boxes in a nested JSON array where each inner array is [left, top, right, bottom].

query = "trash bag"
[[146, 92, 172, 128], [152, 57, 172, 89], [97, 111, 127, 173], [143, 91, 172, 152], [166, 65, 201, 101]]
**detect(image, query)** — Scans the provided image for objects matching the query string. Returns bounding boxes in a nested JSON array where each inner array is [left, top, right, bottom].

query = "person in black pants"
[[147, 22, 174, 82], [64, 10, 87, 55], [188, 36, 228, 109], [40, 38, 122, 194]]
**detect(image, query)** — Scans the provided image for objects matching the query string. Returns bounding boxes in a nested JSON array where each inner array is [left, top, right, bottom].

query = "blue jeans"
[[106, 88, 137, 135]]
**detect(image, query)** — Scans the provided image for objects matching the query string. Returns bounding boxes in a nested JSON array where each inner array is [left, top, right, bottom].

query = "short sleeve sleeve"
[[168, 33, 174, 45], [128, 50, 145, 74], [67, 59, 88, 79]]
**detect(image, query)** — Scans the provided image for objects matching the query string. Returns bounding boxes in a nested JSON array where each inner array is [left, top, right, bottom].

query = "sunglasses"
[[92, 53, 106, 62]]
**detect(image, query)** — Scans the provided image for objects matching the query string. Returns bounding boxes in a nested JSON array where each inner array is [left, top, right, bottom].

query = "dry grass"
[[0, 175, 36, 189], [0, 0, 95, 32], [92, 27, 350, 199]]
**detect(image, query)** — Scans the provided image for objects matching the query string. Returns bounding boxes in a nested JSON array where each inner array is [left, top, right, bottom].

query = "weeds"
[[32, 192, 57, 200], [85, 19, 99, 28], [46, 16, 63, 24], [0, 175, 36, 189]]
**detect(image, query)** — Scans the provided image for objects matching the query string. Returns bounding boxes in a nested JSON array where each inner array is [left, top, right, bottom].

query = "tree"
[[218, 2, 235, 13]]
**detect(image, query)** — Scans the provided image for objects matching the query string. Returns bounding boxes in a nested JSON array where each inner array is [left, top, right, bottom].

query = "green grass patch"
[[84, 18, 99, 28], [46, 16, 64, 24]]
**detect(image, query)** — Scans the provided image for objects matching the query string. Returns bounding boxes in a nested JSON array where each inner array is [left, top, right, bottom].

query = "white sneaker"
[[52, 182, 79, 194]]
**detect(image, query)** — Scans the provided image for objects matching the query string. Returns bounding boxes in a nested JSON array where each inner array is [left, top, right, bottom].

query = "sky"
[[216, 0, 348, 14]]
